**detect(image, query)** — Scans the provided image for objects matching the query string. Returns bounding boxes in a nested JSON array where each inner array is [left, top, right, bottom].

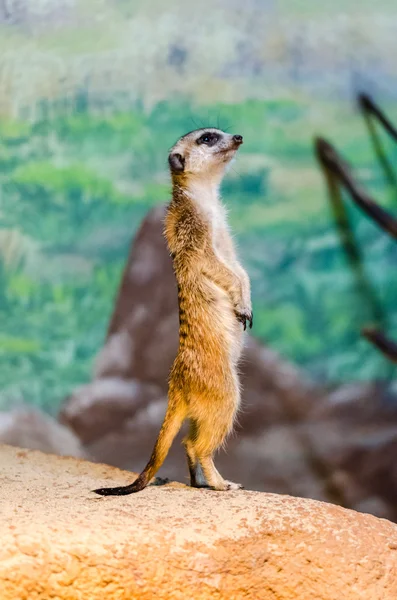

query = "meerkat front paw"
[[234, 307, 253, 330]]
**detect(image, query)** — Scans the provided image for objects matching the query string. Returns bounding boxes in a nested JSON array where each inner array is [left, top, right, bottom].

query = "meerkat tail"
[[92, 397, 186, 496]]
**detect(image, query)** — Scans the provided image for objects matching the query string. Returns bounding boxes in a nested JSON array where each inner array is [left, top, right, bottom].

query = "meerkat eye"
[[197, 133, 220, 146], [196, 134, 210, 144]]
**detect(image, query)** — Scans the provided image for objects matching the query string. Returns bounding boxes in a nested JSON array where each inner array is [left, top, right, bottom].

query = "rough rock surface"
[[1, 444, 397, 600], [60, 205, 397, 522]]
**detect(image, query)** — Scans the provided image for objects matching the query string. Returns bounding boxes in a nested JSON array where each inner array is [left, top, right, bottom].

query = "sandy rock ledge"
[[0, 444, 396, 600]]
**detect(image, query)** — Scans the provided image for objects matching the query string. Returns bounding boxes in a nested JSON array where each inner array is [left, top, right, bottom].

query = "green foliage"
[[0, 95, 396, 413]]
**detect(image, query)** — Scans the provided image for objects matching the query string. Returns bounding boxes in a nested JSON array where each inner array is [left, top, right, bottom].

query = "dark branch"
[[316, 160, 387, 329], [315, 137, 397, 239], [362, 327, 397, 363], [360, 98, 397, 191], [358, 93, 397, 143]]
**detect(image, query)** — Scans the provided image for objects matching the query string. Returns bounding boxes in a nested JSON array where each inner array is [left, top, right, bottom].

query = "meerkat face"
[[168, 128, 243, 180]]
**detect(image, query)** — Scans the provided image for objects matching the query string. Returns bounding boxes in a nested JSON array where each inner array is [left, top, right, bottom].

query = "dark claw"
[[235, 311, 253, 331]]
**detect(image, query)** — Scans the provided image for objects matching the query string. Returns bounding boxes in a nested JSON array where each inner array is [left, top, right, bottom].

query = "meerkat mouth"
[[216, 147, 238, 156]]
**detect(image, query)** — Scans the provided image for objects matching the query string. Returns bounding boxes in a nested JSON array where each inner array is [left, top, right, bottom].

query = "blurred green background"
[[0, 0, 396, 413]]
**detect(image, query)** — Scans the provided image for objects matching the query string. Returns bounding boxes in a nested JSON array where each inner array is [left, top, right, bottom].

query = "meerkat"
[[93, 128, 252, 496]]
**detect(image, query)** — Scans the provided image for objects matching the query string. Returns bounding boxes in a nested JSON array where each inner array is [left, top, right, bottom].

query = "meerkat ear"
[[168, 152, 185, 173]]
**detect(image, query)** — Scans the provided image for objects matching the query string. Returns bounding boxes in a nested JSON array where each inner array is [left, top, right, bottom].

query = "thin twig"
[[358, 93, 397, 143], [315, 137, 397, 239], [362, 327, 397, 363], [318, 157, 387, 328]]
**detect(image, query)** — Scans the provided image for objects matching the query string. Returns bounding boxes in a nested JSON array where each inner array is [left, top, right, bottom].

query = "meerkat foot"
[[224, 480, 244, 491], [190, 479, 243, 491], [191, 482, 211, 489], [210, 480, 244, 491]]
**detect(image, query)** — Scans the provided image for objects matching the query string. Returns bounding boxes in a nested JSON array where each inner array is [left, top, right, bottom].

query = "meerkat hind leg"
[[185, 444, 209, 488], [184, 421, 209, 488], [199, 455, 243, 491], [189, 410, 243, 491]]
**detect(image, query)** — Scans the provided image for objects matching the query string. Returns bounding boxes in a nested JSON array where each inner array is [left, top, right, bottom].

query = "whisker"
[[190, 115, 200, 129]]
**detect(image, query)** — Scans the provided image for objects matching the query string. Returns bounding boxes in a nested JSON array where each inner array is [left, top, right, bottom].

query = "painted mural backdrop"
[[0, 0, 396, 413]]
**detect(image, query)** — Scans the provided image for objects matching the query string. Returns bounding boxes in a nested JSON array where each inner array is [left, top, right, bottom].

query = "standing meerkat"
[[93, 128, 252, 495]]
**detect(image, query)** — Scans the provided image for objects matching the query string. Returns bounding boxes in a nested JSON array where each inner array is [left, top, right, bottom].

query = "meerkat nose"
[[233, 134, 243, 145]]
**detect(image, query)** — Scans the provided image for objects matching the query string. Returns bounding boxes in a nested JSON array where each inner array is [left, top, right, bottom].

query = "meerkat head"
[[168, 128, 243, 185]]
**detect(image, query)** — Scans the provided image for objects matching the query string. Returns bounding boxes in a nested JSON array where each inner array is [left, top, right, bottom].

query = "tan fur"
[[93, 128, 252, 496]]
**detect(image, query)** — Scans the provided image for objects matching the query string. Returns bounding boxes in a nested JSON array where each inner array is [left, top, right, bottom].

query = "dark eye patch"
[[196, 132, 220, 147]]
